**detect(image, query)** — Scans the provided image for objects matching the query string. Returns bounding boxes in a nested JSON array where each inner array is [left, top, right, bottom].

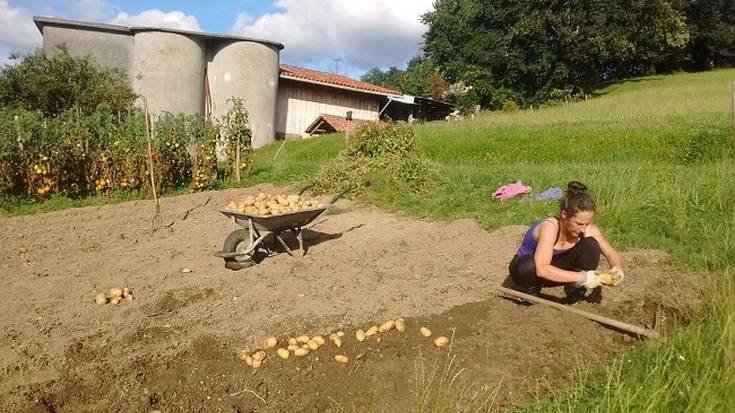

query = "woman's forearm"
[[536, 264, 583, 283]]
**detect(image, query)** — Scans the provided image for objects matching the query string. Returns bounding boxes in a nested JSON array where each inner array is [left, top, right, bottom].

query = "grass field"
[[2, 69, 733, 412], [254, 69, 735, 412]]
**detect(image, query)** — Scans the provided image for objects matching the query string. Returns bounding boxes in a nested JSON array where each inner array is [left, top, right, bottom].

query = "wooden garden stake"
[[235, 140, 241, 182], [143, 97, 161, 227]]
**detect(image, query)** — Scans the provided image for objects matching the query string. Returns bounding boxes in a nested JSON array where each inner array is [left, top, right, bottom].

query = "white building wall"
[[276, 79, 381, 136]]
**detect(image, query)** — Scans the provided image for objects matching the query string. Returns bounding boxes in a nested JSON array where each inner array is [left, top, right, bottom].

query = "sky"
[[0, 0, 435, 79]]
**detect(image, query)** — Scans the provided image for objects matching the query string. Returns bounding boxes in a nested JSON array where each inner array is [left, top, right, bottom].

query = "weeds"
[[414, 331, 501, 413], [315, 122, 440, 196]]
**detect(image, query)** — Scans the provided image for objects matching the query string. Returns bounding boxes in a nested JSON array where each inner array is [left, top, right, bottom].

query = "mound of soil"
[[0, 185, 701, 412]]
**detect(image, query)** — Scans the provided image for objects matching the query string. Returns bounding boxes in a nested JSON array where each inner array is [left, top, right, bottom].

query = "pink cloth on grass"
[[492, 180, 532, 201]]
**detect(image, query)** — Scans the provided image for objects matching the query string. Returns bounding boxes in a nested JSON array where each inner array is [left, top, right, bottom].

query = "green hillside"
[[251, 69, 734, 412]]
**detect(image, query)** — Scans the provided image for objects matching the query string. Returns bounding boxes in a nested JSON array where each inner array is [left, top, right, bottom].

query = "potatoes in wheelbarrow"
[[226, 192, 324, 215]]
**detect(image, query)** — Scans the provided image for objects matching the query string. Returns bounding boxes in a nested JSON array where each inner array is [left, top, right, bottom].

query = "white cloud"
[[228, 0, 434, 76], [0, 0, 42, 50], [110, 9, 202, 32], [66, 0, 117, 22]]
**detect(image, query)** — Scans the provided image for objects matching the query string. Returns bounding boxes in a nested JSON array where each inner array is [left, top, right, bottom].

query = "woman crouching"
[[508, 181, 624, 303]]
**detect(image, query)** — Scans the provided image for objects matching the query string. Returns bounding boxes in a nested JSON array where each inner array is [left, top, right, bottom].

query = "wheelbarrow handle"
[[326, 186, 354, 205], [297, 182, 316, 195]]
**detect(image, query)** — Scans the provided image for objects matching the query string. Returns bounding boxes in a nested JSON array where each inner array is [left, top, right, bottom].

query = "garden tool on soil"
[[496, 286, 659, 339]]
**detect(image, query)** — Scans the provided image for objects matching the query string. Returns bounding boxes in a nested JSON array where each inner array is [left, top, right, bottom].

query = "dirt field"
[[0, 185, 701, 412]]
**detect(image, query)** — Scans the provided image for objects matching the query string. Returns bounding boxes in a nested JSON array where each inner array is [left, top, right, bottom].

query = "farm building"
[[277, 64, 401, 138], [33, 16, 453, 147]]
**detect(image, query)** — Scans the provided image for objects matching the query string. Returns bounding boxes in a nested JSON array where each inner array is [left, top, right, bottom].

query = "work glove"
[[609, 266, 625, 286], [578, 270, 602, 289]]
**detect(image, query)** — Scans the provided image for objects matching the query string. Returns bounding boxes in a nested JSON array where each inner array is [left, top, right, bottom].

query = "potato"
[[244, 196, 256, 206], [287, 344, 300, 352], [332, 337, 342, 348], [255, 193, 268, 202], [238, 350, 250, 361], [110, 288, 123, 299], [356, 329, 366, 342], [434, 336, 450, 347], [111, 297, 121, 305], [336, 331, 345, 338], [395, 318, 406, 333], [307, 340, 320, 351], [288, 338, 297, 346], [296, 335, 310, 344], [252, 351, 267, 362], [420, 327, 432, 337], [379, 320, 395, 333], [126, 294, 134, 301], [251, 359, 262, 369], [329, 333, 339, 342], [301, 344, 310, 349], [313, 336, 326, 345], [122, 287, 130, 298], [598, 271, 614, 285], [244, 356, 254, 367], [334, 355, 349, 364], [226, 201, 238, 210], [95, 293, 107, 305], [294, 348, 310, 357], [264, 336, 278, 349], [365, 326, 378, 337], [277, 348, 290, 359]]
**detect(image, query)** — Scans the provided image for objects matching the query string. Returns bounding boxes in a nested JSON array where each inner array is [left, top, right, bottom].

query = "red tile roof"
[[280, 64, 401, 96], [305, 113, 374, 135]]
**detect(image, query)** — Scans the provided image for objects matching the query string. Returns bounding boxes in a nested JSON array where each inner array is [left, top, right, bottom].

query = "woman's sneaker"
[[564, 284, 587, 304]]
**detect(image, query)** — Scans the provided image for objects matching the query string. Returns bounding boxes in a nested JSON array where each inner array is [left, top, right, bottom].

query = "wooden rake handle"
[[496, 286, 660, 339]]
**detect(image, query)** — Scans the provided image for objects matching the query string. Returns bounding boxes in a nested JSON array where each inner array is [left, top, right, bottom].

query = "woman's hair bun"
[[566, 181, 588, 196]]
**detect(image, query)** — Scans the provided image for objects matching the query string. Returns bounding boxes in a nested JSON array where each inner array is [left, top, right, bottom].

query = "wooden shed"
[[276, 64, 401, 138]]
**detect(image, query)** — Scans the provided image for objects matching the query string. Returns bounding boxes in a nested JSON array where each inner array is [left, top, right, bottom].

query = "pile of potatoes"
[[239, 332, 349, 369], [95, 287, 134, 305], [225, 192, 324, 216], [237, 317, 451, 370]]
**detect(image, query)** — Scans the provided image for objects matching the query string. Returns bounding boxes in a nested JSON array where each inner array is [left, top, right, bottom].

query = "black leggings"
[[508, 237, 601, 292]]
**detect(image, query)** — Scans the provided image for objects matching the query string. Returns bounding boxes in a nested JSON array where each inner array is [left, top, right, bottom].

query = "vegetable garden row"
[[0, 98, 252, 200]]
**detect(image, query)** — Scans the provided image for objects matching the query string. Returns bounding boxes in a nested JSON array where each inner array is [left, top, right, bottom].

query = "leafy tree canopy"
[[361, 56, 448, 100], [422, 0, 695, 108], [0, 45, 136, 116]]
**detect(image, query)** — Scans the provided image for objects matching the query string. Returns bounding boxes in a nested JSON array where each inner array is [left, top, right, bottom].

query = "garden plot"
[[0, 184, 699, 412]]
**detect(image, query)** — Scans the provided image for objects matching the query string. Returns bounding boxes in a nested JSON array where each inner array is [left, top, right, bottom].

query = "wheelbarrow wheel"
[[222, 229, 257, 270]]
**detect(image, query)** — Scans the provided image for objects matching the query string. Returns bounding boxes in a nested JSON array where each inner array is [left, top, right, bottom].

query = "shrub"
[[501, 100, 520, 112], [0, 46, 136, 117]]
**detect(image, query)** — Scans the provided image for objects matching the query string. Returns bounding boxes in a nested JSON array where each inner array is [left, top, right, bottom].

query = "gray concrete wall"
[[208, 40, 280, 149], [132, 31, 205, 115], [41, 25, 134, 74]]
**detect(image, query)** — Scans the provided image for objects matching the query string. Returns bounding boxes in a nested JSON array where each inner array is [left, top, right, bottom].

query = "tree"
[[0, 45, 136, 116], [360, 66, 405, 92], [361, 56, 447, 98], [421, 0, 691, 107], [682, 0, 735, 70]]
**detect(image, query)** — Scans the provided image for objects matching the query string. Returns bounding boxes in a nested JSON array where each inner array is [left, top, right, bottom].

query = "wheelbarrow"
[[215, 185, 350, 270]]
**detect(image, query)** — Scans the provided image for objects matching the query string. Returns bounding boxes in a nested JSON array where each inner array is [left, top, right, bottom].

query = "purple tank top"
[[516, 219, 575, 257]]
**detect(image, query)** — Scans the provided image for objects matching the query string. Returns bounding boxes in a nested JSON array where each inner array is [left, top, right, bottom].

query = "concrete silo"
[[208, 40, 282, 149], [131, 29, 205, 115]]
